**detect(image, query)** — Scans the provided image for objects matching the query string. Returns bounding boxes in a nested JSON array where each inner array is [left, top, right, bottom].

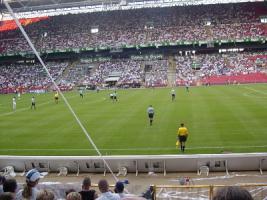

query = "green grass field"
[[0, 84, 267, 156]]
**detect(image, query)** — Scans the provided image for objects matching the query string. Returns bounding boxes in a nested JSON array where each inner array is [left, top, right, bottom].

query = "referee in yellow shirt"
[[54, 92, 59, 104], [177, 123, 188, 152]]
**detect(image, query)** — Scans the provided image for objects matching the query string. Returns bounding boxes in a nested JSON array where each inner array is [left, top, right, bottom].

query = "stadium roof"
[[0, 0, 264, 20]]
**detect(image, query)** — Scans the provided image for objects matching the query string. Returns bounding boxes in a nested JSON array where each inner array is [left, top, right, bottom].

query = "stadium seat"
[[57, 167, 68, 176], [197, 166, 209, 176], [116, 166, 128, 176]]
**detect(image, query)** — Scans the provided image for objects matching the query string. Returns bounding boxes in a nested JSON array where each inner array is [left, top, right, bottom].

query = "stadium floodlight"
[[205, 21, 211, 26], [91, 27, 99, 34], [260, 17, 267, 23]]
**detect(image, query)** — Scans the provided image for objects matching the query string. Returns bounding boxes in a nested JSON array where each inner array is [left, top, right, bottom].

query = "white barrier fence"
[[0, 153, 266, 176]]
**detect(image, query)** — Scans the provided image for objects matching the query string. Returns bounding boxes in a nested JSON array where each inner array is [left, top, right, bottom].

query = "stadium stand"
[[0, 1, 267, 199], [0, 3, 266, 54]]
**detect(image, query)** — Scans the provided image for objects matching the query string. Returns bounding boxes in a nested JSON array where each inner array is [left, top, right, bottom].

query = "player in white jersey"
[[185, 82, 190, 92], [147, 105, 155, 126], [31, 96, 36, 109], [79, 89, 84, 98], [12, 97, 16, 111]]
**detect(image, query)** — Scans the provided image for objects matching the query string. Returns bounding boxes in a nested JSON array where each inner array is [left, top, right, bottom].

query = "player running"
[[147, 105, 155, 126]]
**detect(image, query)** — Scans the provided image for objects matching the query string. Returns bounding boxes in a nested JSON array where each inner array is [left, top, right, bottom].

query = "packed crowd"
[[87, 60, 144, 87], [0, 62, 68, 91], [175, 52, 267, 84], [144, 60, 168, 87], [0, 2, 266, 54], [0, 51, 266, 92]]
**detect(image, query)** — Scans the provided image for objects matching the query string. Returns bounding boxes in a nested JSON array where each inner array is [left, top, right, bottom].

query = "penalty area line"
[[243, 86, 267, 96]]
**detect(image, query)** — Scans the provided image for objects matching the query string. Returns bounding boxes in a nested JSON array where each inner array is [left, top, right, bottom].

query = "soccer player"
[[110, 93, 114, 100], [79, 89, 84, 98], [185, 82, 190, 92], [113, 91, 118, 102], [18, 92, 21, 100], [54, 92, 59, 104], [171, 88, 176, 101], [177, 123, 189, 152], [31, 96, 36, 109], [12, 97, 16, 111], [147, 105, 155, 126]]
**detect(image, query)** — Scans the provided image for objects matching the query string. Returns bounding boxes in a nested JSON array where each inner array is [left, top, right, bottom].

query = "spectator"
[[79, 177, 97, 200], [3, 178, 17, 199], [67, 192, 82, 200], [96, 179, 120, 200], [36, 189, 55, 200], [16, 169, 41, 200], [212, 186, 253, 200], [0, 192, 14, 200], [114, 181, 126, 198]]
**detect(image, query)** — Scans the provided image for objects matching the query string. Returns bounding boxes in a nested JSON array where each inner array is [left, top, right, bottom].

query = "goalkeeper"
[[177, 123, 189, 152]]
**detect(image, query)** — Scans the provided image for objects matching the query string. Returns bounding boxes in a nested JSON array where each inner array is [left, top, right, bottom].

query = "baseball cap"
[[115, 181, 124, 192], [26, 169, 41, 182]]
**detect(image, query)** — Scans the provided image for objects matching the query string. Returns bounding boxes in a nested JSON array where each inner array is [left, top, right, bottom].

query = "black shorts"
[[55, 97, 58, 100], [172, 94, 175, 97], [148, 113, 154, 119], [178, 135, 187, 142], [32, 102, 35, 106]]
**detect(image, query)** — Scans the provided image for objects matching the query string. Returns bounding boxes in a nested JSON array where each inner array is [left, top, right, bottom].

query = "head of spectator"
[[20, 169, 41, 199], [98, 179, 109, 194], [3, 179, 17, 194], [82, 177, 91, 190], [36, 189, 55, 200], [114, 181, 124, 194], [67, 192, 82, 200], [66, 189, 76, 197], [212, 186, 253, 200], [98, 179, 120, 200], [79, 177, 97, 200], [0, 192, 14, 200]]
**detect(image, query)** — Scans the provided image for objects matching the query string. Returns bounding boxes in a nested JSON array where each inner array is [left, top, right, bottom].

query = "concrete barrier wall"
[[0, 153, 266, 175]]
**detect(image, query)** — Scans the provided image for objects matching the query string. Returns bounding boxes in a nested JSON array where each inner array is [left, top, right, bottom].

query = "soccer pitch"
[[0, 84, 267, 156]]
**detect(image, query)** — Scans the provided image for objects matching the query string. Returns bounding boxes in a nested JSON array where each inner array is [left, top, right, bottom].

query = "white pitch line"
[[0, 145, 267, 151], [244, 86, 267, 96]]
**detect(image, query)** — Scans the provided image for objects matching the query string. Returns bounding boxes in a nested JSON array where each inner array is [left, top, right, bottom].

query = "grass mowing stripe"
[[1, 144, 267, 151], [1, 85, 267, 155]]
